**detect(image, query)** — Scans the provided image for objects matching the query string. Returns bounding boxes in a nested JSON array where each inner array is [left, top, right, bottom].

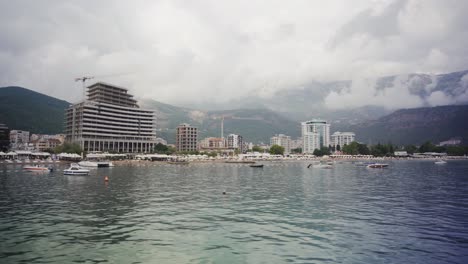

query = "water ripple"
[[1, 161, 468, 263]]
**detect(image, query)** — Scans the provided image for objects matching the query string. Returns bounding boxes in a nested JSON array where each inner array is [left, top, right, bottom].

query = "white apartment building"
[[270, 134, 291, 154], [227, 134, 244, 152], [301, 119, 330, 154], [10, 130, 30, 150], [331, 132, 356, 148], [65, 82, 157, 153]]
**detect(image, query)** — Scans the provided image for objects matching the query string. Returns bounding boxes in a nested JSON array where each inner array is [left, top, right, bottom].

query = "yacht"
[[434, 160, 447, 165], [63, 164, 90, 175]]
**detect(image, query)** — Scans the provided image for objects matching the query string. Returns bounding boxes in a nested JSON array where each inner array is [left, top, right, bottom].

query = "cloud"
[[0, 0, 467, 109]]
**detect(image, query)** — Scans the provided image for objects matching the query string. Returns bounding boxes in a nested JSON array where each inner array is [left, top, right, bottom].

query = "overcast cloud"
[[1, 0, 468, 108]]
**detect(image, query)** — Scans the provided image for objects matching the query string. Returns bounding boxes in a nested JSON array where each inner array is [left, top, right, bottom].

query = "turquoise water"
[[1, 160, 468, 263]]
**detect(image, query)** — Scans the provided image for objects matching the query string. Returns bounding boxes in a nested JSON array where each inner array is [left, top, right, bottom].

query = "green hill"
[[0, 86, 70, 133], [141, 99, 300, 144]]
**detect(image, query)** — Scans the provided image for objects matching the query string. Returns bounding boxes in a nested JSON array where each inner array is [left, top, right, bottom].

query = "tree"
[[53, 142, 82, 154], [343, 142, 359, 155], [269, 144, 285, 155], [291, 147, 302, 154], [419, 141, 436, 153], [252, 145, 262, 152], [154, 143, 169, 153], [336, 144, 341, 151], [313, 147, 330, 157], [357, 143, 370, 155], [404, 145, 418, 154]]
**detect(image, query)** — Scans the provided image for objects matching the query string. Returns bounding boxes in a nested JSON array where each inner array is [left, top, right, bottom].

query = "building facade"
[[65, 82, 157, 153], [199, 137, 225, 149], [9, 130, 30, 150], [227, 134, 244, 153], [176, 123, 198, 152], [301, 119, 330, 154], [0, 123, 9, 152], [290, 137, 303, 151], [331, 132, 355, 149], [270, 134, 291, 154], [31, 138, 62, 152]]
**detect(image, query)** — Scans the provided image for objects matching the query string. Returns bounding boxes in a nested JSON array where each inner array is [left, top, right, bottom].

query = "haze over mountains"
[[1, 69, 468, 145]]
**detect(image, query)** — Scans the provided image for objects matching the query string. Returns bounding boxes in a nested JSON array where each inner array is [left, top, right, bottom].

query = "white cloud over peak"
[[0, 0, 467, 108]]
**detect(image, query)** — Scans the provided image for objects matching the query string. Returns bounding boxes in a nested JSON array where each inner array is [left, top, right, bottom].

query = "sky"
[[1, 0, 468, 108]]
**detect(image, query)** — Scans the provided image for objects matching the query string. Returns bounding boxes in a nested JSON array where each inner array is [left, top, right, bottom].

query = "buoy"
[[104, 176, 109, 182], [222, 190, 226, 195]]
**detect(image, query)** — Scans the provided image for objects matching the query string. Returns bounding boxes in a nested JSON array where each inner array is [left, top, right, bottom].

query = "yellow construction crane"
[[75, 76, 94, 101]]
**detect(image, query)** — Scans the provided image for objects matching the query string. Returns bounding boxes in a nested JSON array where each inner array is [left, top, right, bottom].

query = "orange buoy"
[[104, 176, 109, 182]]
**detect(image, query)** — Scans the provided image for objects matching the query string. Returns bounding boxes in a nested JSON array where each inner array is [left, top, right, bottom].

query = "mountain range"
[[1, 69, 468, 145]]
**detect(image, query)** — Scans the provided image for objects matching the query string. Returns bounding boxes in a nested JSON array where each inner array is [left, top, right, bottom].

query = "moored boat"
[[23, 165, 52, 172], [313, 164, 333, 169], [64, 163, 90, 175], [367, 163, 389, 168], [249, 164, 264, 168]]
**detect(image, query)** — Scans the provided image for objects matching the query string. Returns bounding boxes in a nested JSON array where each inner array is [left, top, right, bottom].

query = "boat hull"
[[367, 163, 389, 168]]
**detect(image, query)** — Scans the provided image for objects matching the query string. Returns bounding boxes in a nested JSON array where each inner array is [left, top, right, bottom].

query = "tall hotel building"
[[65, 82, 157, 153], [301, 119, 330, 154], [176, 123, 198, 152]]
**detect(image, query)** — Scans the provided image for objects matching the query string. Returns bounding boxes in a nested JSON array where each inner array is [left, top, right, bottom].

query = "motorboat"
[[78, 160, 114, 168], [366, 163, 389, 168], [249, 164, 264, 168], [23, 165, 53, 172], [434, 160, 447, 165], [63, 163, 90, 175], [308, 163, 333, 169], [315, 164, 333, 169]]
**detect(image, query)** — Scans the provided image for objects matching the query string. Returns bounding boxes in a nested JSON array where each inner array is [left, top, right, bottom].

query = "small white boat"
[[434, 160, 447, 165], [367, 163, 389, 168], [63, 163, 90, 175], [78, 160, 114, 168], [312, 164, 333, 169], [23, 165, 52, 172]]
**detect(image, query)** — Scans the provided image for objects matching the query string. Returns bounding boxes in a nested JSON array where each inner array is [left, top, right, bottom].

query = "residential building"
[[331, 132, 356, 149], [176, 123, 198, 152], [301, 119, 330, 154], [270, 134, 291, 154], [30, 134, 66, 144], [31, 138, 62, 152], [65, 82, 157, 153], [0, 123, 9, 152], [227, 134, 244, 153], [290, 137, 303, 151], [199, 137, 225, 149], [10, 130, 30, 150]]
